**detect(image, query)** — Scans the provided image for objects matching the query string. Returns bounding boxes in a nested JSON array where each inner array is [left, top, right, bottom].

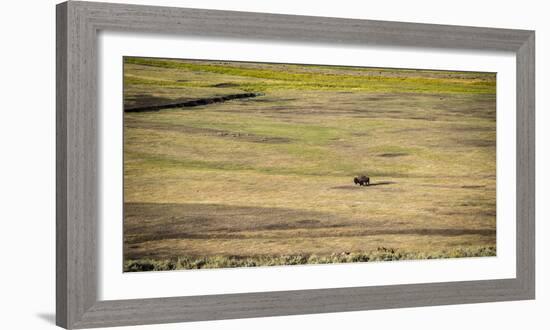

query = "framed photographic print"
[[56, 1, 535, 328]]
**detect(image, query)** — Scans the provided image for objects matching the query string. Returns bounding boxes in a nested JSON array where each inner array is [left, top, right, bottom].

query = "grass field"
[[123, 57, 497, 271]]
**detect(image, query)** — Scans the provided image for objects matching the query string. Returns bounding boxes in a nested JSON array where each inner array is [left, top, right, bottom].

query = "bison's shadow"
[[331, 181, 395, 190]]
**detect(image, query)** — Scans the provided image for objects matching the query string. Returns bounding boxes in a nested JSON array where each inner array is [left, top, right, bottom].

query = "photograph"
[[122, 56, 497, 272]]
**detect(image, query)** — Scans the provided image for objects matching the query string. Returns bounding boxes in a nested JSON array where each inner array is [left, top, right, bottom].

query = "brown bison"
[[354, 175, 370, 186]]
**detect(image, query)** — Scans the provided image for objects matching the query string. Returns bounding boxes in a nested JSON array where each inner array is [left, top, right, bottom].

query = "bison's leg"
[[366, 178, 370, 185]]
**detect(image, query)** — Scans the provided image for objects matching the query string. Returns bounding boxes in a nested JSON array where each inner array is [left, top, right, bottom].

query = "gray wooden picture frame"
[[56, 1, 535, 328]]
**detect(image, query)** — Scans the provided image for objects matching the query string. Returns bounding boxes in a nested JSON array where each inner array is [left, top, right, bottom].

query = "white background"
[[99, 33, 517, 300], [0, 0, 548, 329]]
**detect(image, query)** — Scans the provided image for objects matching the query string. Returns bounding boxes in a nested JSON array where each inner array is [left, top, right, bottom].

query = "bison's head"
[[353, 177, 359, 185]]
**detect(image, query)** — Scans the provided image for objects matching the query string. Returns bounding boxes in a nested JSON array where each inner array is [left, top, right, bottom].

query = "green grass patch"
[[125, 57, 496, 94]]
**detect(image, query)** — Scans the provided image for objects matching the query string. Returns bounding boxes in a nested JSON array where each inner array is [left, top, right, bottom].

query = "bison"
[[354, 175, 370, 186]]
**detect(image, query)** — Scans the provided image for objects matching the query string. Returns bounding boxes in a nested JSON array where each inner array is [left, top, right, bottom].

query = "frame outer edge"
[[76, 0, 100, 327], [74, 1, 531, 51], [58, 1, 100, 328], [56, 2, 69, 329], [516, 31, 536, 299]]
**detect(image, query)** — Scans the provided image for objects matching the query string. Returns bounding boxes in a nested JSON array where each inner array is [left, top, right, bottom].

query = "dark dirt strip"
[[124, 92, 262, 112]]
